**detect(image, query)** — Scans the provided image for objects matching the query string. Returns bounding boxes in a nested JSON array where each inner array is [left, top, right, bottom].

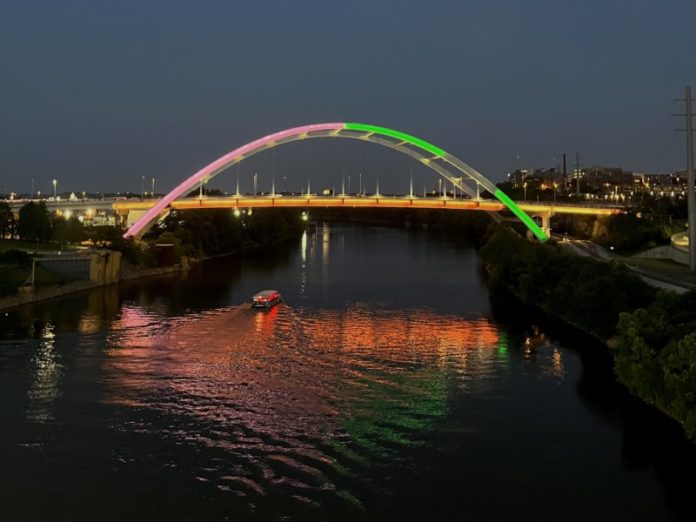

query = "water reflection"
[[26, 322, 63, 424], [102, 302, 504, 504], [322, 222, 330, 266]]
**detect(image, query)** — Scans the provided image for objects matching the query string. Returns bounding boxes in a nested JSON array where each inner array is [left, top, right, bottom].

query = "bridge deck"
[[112, 196, 620, 216]]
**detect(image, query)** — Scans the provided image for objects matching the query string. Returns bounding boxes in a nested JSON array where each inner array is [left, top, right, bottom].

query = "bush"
[[615, 292, 696, 441], [0, 249, 31, 266]]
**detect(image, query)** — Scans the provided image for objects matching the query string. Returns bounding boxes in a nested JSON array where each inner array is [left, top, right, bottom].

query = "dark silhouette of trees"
[[480, 225, 696, 441], [479, 226, 656, 339], [17, 201, 51, 241], [615, 291, 696, 441], [52, 216, 86, 243], [155, 208, 304, 258], [0, 201, 14, 238]]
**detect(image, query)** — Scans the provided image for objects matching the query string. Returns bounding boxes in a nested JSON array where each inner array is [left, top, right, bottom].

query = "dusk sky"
[[1, 0, 695, 195]]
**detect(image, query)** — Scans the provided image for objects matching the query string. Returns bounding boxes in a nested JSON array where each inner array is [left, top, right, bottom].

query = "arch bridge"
[[122, 123, 618, 240]]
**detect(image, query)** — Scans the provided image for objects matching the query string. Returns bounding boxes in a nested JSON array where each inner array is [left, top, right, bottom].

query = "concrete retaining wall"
[[633, 245, 689, 265]]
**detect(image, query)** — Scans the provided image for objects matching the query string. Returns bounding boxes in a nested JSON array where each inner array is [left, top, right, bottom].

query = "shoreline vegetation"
[[479, 225, 696, 443]]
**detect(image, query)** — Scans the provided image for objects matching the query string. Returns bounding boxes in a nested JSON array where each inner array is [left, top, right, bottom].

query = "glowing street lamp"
[[52, 179, 57, 198]]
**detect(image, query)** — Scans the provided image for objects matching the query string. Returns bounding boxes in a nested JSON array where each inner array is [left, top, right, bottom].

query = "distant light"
[[233, 208, 241, 218], [301, 211, 309, 222]]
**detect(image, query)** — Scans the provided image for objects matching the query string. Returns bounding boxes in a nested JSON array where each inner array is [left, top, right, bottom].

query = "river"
[[1, 224, 694, 521]]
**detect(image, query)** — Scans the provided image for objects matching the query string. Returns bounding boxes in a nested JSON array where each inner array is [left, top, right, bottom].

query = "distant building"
[[507, 162, 686, 203]]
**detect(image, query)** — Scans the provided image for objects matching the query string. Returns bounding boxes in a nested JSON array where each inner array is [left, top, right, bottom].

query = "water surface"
[[1, 225, 694, 521]]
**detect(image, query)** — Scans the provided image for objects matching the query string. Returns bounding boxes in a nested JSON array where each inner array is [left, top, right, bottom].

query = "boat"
[[251, 290, 282, 309]]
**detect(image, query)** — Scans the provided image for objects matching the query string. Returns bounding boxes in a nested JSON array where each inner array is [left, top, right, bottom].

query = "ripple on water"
[[100, 302, 504, 511]]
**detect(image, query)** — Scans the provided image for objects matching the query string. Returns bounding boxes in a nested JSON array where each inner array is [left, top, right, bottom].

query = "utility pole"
[[575, 153, 581, 197], [681, 86, 696, 271]]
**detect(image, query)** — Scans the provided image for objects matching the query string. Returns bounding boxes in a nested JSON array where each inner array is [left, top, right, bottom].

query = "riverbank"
[[479, 225, 696, 442], [0, 262, 189, 313], [0, 229, 305, 313]]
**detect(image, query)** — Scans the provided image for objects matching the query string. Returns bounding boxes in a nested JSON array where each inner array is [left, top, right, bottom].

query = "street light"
[[52, 179, 57, 199], [151, 177, 155, 197], [253, 172, 258, 195], [141, 176, 145, 199], [523, 182, 528, 201]]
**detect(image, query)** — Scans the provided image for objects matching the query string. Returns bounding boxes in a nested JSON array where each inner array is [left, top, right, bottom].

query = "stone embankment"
[[0, 254, 191, 312]]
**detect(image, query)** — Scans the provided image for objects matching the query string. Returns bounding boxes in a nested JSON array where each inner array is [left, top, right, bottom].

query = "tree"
[[52, 216, 86, 243], [17, 201, 51, 242], [0, 201, 14, 238]]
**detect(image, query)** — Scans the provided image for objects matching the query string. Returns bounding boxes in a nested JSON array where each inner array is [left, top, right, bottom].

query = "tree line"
[[479, 225, 696, 442], [150, 207, 306, 260], [0, 201, 87, 243]]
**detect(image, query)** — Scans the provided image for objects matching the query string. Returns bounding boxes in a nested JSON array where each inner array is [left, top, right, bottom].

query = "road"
[[557, 237, 695, 294]]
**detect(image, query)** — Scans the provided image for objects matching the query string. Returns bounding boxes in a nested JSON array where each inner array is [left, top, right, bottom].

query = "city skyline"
[[1, 0, 695, 194]]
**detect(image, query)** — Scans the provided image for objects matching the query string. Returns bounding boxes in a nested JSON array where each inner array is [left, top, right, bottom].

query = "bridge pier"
[[533, 210, 553, 238]]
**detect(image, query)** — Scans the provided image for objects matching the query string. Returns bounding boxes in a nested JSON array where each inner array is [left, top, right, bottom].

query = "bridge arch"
[[124, 123, 548, 241]]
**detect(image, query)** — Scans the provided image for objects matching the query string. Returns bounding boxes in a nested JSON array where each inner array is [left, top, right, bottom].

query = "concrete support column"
[[541, 211, 552, 237]]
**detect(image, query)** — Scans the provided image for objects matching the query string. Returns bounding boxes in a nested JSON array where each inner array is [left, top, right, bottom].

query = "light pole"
[[553, 182, 557, 204], [348, 175, 351, 194], [52, 179, 57, 199], [141, 176, 145, 198], [253, 172, 258, 195], [151, 177, 155, 197], [438, 178, 442, 197], [523, 182, 527, 201], [359, 173, 362, 196]]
